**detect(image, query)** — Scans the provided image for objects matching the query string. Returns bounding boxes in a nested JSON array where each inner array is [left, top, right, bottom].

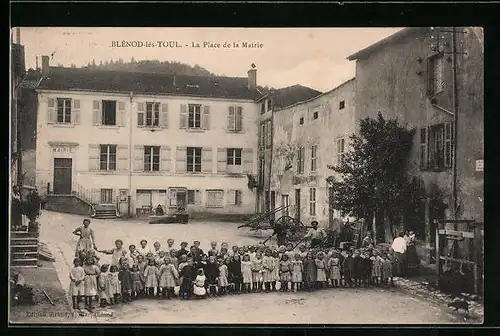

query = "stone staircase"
[[11, 231, 39, 268], [94, 204, 118, 219]]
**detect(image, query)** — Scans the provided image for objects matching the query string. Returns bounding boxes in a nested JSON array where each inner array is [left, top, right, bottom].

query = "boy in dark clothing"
[[352, 250, 362, 287], [119, 263, 134, 302], [343, 250, 355, 287], [179, 258, 196, 300], [205, 255, 219, 296], [176, 242, 189, 259]]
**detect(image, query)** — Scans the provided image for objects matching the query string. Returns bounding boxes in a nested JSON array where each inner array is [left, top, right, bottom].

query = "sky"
[[15, 27, 403, 92]]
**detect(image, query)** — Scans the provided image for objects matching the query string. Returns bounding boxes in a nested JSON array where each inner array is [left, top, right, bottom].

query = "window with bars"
[[310, 145, 317, 172], [336, 138, 345, 167], [309, 187, 316, 216], [56, 98, 72, 123], [145, 102, 160, 126], [99, 145, 117, 171], [206, 189, 224, 208], [421, 123, 454, 170], [297, 147, 305, 174], [187, 147, 202, 172], [144, 146, 160, 171], [188, 104, 202, 128], [100, 189, 114, 204], [227, 148, 242, 166], [102, 100, 117, 126]]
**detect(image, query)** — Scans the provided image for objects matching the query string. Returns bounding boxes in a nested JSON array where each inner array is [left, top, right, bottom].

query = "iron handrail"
[[238, 204, 290, 228]]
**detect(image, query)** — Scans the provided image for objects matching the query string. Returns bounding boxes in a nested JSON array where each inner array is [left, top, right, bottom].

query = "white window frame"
[[144, 146, 160, 172], [310, 145, 317, 172], [206, 189, 224, 208], [227, 148, 242, 166], [145, 102, 160, 127], [309, 187, 316, 217], [99, 144, 117, 171], [187, 147, 202, 172], [229, 106, 243, 131], [56, 98, 72, 123], [188, 104, 202, 129]]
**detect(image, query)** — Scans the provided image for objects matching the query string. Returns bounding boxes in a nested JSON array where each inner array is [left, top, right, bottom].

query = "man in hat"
[[304, 221, 326, 248]]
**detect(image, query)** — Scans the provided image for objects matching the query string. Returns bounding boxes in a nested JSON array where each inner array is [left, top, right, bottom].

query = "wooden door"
[[53, 158, 72, 194]]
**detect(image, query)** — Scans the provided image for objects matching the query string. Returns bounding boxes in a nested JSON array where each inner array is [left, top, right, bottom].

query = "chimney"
[[248, 67, 257, 90], [42, 55, 50, 77]]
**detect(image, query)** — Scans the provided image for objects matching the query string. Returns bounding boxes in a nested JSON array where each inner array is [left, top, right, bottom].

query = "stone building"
[[270, 79, 356, 230], [35, 59, 263, 219], [347, 27, 484, 243]]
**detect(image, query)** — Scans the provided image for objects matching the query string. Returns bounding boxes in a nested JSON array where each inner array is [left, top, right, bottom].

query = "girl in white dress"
[[241, 254, 253, 293], [217, 259, 229, 295], [193, 269, 207, 297]]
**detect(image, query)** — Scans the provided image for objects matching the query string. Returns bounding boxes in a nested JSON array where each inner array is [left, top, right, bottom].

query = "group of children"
[[69, 237, 396, 311]]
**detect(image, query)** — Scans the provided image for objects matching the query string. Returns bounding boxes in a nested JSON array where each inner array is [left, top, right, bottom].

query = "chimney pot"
[[42, 55, 50, 77], [248, 68, 257, 90]]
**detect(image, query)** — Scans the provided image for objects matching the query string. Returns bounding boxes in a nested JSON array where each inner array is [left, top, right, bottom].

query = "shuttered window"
[[187, 147, 202, 172], [227, 106, 243, 131], [144, 146, 160, 172], [206, 189, 224, 208], [227, 148, 242, 166], [428, 53, 445, 96], [56, 98, 72, 123], [309, 188, 316, 216], [100, 145, 117, 171], [297, 147, 305, 174], [102, 100, 117, 126], [427, 122, 454, 170], [310, 145, 317, 172], [336, 138, 345, 167], [146, 102, 160, 126], [188, 104, 202, 128]]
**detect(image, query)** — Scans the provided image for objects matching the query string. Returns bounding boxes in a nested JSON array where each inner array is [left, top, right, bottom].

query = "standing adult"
[[391, 232, 408, 277], [11, 186, 22, 230], [73, 219, 97, 257], [406, 231, 420, 271], [304, 221, 326, 249]]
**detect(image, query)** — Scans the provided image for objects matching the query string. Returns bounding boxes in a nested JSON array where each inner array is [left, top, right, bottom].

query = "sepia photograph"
[[9, 27, 484, 324]]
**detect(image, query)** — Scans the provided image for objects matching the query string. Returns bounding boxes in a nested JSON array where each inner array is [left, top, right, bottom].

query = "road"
[[38, 210, 463, 324]]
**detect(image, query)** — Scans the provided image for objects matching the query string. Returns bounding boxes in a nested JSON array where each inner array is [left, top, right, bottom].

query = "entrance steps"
[[10, 231, 39, 268]]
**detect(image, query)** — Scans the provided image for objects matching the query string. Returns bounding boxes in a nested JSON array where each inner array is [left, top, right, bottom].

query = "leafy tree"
[[327, 112, 425, 242]]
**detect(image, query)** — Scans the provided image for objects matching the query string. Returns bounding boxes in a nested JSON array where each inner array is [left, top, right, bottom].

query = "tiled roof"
[[272, 84, 322, 110], [37, 67, 262, 100]]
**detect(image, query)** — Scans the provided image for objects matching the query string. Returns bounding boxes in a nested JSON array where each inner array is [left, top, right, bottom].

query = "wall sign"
[[475, 159, 484, 172]]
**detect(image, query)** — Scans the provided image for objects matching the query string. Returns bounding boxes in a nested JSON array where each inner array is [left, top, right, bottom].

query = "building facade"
[[36, 61, 262, 218], [347, 27, 484, 243], [270, 79, 356, 230]]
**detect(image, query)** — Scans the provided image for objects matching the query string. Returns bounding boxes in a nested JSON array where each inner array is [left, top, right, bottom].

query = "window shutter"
[[227, 106, 235, 131], [236, 106, 243, 131], [117, 145, 129, 171], [217, 148, 227, 173], [47, 98, 56, 123], [117, 101, 126, 126], [72, 99, 81, 124], [202, 147, 213, 173], [180, 104, 188, 129], [227, 189, 236, 205], [314, 144, 320, 172], [88, 144, 100, 171], [137, 102, 145, 127], [169, 189, 177, 207], [92, 100, 102, 126], [194, 190, 202, 205], [242, 148, 253, 174], [160, 103, 169, 128], [175, 146, 187, 173], [160, 146, 171, 172], [134, 145, 144, 172], [202, 105, 210, 130]]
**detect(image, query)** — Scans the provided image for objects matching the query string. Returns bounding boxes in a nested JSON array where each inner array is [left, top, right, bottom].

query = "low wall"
[[44, 195, 92, 216]]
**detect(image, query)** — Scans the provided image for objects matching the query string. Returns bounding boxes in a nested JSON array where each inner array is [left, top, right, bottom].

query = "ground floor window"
[[227, 189, 242, 206], [187, 189, 201, 205], [101, 189, 114, 204], [206, 189, 224, 208]]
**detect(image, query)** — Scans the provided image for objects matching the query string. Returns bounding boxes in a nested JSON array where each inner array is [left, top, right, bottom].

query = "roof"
[[271, 84, 322, 110], [347, 27, 427, 61], [275, 77, 355, 112], [37, 67, 262, 100]]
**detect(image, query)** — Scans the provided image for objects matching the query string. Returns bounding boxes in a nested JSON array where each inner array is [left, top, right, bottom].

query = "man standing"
[[391, 232, 408, 277], [304, 221, 326, 248]]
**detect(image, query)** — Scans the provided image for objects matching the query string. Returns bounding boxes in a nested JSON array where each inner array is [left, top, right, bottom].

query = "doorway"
[[295, 188, 301, 221], [53, 158, 72, 194]]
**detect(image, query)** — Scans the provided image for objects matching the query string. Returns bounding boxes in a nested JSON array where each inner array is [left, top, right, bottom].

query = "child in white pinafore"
[[143, 258, 158, 298], [291, 253, 304, 292], [107, 264, 121, 304], [241, 254, 253, 293], [251, 252, 263, 292], [193, 269, 207, 298], [271, 251, 280, 291], [217, 259, 229, 295], [158, 257, 179, 299], [69, 257, 85, 310], [327, 251, 341, 288], [262, 250, 274, 292], [83, 257, 100, 311], [98, 264, 110, 307]]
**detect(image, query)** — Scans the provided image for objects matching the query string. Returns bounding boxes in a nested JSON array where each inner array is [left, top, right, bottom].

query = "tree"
[[326, 112, 425, 242]]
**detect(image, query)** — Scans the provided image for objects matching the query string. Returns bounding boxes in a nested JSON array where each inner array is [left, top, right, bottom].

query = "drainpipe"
[[451, 28, 459, 219], [128, 92, 134, 216], [268, 92, 274, 215]]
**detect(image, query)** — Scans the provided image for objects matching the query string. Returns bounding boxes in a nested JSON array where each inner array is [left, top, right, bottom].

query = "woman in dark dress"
[[179, 258, 196, 300], [228, 254, 243, 294]]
